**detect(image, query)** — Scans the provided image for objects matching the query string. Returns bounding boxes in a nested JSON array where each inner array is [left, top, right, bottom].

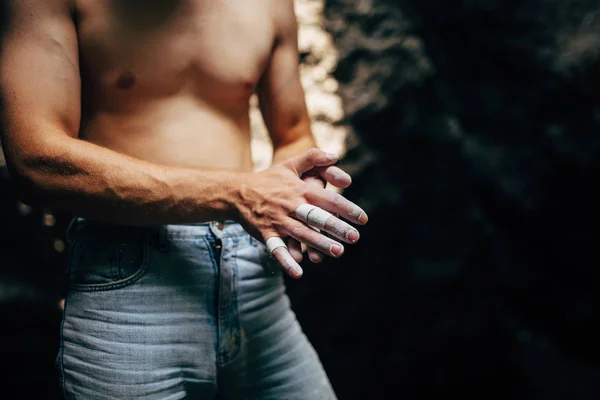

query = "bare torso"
[[75, 0, 275, 171], [1, 0, 363, 272]]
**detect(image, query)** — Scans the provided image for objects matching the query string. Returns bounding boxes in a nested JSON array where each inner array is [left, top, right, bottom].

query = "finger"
[[303, 175, 327, 188], [320, 166, 352, 188], [305, 225, 327, 263], [296, 203, 361, 244], [284, 148, 339, 175], [321, 216, 361, 244], [271, 247, 303, 279], [307, 166, 352, 188], [286, 219, 345, 258], [307, 247, 324, 263], [287, 237, 303, 264], [305, 188, 368, 225]]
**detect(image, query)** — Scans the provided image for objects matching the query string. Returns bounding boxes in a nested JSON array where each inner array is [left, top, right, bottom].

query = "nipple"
[[116, 71, 136, 90]]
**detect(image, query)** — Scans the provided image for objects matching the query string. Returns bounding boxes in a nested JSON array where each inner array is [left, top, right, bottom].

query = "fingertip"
[[330, 244, 344, 257], [290, 267, 304, 279], [332, 175, 352, 189], [309, 252, 324, 263], [359, 212, 369, 224], [339, 177, 352, 188], [346, 229, 360, 243]]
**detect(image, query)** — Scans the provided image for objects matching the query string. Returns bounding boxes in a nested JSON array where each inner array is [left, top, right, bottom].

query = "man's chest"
[[74, 0, 275, 96]]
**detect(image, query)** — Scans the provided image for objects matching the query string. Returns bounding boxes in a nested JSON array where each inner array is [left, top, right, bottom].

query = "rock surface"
[[284, 0, 600, 399]]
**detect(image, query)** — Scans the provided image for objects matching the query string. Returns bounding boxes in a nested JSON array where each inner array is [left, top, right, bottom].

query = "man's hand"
[[235, 148, 368, 278], [286, 165, 353, 264]]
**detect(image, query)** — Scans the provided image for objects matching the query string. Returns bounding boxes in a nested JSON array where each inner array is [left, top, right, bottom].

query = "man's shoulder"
[[269, 0, 297, 39]]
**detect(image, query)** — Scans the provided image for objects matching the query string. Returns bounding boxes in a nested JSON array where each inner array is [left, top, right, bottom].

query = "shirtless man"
[[0, 0, 367, 398]]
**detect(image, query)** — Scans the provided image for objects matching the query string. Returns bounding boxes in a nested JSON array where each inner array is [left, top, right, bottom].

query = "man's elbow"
[[5, 158, 46, 207], [3, 146, 64, 207]]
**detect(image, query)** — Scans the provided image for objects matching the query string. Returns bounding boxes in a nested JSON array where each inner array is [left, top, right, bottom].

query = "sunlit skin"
[[0, 0, 367, 277]]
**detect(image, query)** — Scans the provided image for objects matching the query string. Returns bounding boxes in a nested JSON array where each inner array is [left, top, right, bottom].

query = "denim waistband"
[[66, 217, 249, 244]]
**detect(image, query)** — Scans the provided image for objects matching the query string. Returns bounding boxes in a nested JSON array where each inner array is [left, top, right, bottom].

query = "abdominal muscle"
[[79, 94, 255, 172]]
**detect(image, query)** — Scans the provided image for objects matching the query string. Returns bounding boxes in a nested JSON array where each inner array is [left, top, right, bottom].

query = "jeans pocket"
[[67, 236, 150, 292]]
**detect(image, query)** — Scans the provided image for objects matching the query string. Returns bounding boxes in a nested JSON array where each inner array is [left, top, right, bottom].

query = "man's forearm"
[[272, 134, 318, 165], [11, 136, 241, 226]]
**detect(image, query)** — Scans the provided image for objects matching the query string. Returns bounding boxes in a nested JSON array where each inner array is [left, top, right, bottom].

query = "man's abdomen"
[[79, 96, 255, 171]]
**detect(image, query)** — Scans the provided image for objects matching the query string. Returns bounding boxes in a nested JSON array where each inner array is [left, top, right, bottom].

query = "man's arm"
[[256, 1, 351, 188], [257, 0, 317, 164], [0, 0, 242, 225], [0, 0, 365, 277], [256, 1, 357, 263]]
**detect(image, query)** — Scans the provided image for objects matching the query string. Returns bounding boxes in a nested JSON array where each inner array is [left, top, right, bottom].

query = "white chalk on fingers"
[[273, 247, 303, 278], [265, 236, 287, 254]]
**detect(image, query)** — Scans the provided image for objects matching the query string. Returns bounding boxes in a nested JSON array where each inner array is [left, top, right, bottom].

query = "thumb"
[[283, 148, 339, 175]]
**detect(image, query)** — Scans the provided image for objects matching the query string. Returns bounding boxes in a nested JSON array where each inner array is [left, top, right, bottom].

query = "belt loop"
[[209, 221, 224, 239]]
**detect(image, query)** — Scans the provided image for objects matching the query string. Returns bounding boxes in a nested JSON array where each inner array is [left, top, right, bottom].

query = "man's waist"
[[66, 217, 248, 244]]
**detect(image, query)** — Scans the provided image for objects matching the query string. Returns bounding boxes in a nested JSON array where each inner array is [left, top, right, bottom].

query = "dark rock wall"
[[285, 1, 600, 399], [0, 166, 67, 397]]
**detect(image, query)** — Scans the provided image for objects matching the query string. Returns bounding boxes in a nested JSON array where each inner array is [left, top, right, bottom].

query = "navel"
[[116, 71, 137, 90]]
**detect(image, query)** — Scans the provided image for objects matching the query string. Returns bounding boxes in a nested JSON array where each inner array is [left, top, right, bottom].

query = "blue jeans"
[[57, 219, 336, 399]]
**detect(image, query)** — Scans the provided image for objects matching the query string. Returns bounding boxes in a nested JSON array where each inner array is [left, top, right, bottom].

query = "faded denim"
[[56, 219, 336, 400]]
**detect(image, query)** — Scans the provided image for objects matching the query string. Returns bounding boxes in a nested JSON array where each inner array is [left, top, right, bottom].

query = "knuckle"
[[328, 220, 347, 234], [290, 225, 305, 237], [281, 199, 300, 214], [274, 195, 295, 211], [293, 181, 307, 195], [351, 206, 363, 219], [321, 237, 335, 248], [339, 219, 353, 229], [276, 166, 293, 178], [297, 185, 310, 198], [333, 193, 346, 207], [275, 196, 289, 208], [307, 147, 320, 159]]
